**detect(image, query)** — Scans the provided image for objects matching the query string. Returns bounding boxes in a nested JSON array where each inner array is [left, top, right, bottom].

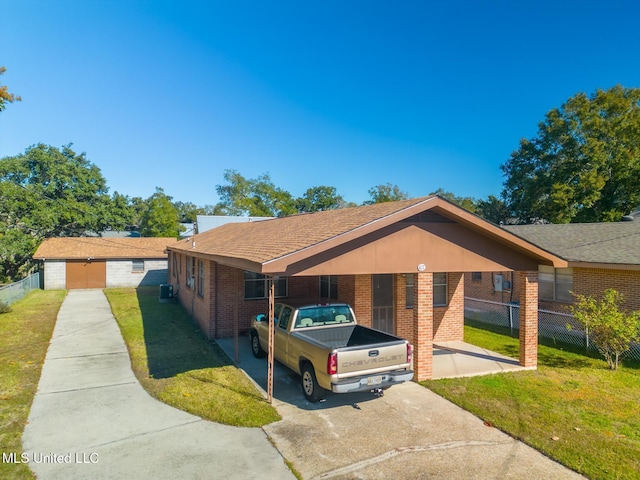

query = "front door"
[[372, 274, 394, 334]]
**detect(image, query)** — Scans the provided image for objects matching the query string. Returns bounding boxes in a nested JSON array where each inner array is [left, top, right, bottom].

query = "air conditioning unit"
[[159, 284, 174, 300]]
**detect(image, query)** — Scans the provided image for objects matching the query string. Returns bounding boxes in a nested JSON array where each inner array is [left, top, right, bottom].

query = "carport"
[[167, 195, 566, 401]]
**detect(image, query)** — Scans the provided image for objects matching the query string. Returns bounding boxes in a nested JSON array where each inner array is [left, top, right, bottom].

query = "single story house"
[[33, 237, 175, 289], [166, 196, 565, 381], [465, 220, 640, 313]]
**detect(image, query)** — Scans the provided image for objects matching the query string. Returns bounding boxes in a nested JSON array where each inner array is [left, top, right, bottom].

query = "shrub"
[[570, 289, 640, 370], [0, 301, 12, 314]]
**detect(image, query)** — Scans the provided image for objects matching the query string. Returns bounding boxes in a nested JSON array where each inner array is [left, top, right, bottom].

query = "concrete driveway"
[[218, 338, 586, 480], [23, 290, 295, 480]]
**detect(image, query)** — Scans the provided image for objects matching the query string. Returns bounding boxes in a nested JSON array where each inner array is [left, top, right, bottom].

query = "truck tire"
[[250, 331, 266, 358], [301, 363, 324, 402]]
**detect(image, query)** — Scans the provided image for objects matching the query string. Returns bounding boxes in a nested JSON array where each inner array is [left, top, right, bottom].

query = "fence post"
[[508, 304, 513, 336], [585, 324, 589, 353]]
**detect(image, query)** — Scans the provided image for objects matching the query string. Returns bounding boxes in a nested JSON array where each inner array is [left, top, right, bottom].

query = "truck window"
[[279, 306, 292, 330], [273, 303, 283, 325], [294, 305, 354, 328]]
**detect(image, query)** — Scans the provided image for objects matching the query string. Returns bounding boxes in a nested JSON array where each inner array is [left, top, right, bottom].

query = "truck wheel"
[[250, 331, 266, 358], [301, 363, 323, 402]]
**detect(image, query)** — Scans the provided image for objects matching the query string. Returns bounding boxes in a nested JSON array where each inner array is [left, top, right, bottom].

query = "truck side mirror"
[[256, 313, 266, 322]]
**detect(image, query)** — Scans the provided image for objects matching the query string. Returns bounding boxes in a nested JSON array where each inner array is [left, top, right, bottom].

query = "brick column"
[[518, 271, 538, 367], [412, 272, 433, 381]]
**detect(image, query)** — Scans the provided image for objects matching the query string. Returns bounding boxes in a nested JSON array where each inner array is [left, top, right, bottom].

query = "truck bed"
[[293, 325, 404, 350]]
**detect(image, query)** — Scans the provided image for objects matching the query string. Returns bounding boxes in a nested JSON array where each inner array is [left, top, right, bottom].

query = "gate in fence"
[[464, 296, 640, 362], [0, 272, 41, 306]]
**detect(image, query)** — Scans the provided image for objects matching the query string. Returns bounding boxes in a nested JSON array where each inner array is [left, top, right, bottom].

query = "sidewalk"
[[22, 289, 294, 480]]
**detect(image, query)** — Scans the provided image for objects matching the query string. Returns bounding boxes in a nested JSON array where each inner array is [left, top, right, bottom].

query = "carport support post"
[[518, 271, 538, 368], [267, 277, 275, 403], [412, 272, 434, 381]]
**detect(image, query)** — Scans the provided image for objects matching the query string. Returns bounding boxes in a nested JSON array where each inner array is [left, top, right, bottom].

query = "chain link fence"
[[465, 296, 640, 362], [0, 272, 41, 306]]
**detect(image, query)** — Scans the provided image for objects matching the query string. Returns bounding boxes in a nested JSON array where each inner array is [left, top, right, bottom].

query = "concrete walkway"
[[22, 289, 295, 480]]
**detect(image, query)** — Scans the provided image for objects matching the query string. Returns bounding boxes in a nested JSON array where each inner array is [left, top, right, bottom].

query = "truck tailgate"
[[337, 341, 409, 377]]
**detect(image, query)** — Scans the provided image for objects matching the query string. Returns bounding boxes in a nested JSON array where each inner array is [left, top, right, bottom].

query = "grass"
[[0, 289, 66, 480], [424, 323, 640, 480], [104, 287, 281, 427]]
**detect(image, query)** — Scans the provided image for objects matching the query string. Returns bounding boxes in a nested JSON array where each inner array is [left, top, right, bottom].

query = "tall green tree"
[[501, 85, 640, 223], [0, 144, 132, 281], [476, 195, 510, 224], [214, 169, 296, 217], [363, 183, 409, 204], [139, 188, 183, 237], [0, 66, 21, 113], [295, 186, 349, 212], [430, 188, 477, 213]]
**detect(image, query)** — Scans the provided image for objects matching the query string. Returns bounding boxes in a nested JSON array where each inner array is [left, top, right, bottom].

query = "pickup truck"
[[250, 301, 414, 402]]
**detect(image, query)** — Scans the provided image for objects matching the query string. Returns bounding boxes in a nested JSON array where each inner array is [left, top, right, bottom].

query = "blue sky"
[[1, 1, 639, 207]]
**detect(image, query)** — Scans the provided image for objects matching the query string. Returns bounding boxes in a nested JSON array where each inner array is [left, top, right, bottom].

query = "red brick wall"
[[573, 268, 640, 312], [464, 271, 518, 303], [338, 275, 356, 306], [353, 275, 372, 328], [395, 274, 413, 340], [465, 268, 639, 313]]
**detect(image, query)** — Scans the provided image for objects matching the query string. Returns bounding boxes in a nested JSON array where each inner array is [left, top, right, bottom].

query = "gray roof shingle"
[[504, 221, 640, 265]]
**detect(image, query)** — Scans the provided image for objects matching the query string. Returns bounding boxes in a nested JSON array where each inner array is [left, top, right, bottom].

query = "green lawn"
[[104, 287, 281, 427], [424, 323, 640, 480], [0, 289, 66, 480]]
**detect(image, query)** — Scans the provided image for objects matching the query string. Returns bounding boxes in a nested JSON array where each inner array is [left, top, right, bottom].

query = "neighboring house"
[[465, 220, 640, 313], [33, 237, 175, 289], [196, 215, 272, 233], [166, 196, 565, 381]]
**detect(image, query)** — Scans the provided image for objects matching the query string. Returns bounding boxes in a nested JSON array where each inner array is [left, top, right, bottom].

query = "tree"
[[363, 183, 409, 204], [214, 169, 296, 217], [476, 195, 511, 224], [139, 188, 183, 237], [430, 188, 477, 213], [0, 144, 133, 281], [570, 289, 640, 370], [174, 201, 207, 223], [0, 66, 21, 113], [295, 186, 349, 213], [501, 85, 640, 224]]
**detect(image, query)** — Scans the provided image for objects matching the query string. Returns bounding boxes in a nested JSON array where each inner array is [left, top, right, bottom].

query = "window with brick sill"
[[244, 271, 287, 299], [404, 273, 448, 308], [319, 275, 338, 300], [538, 266, 573, 303]]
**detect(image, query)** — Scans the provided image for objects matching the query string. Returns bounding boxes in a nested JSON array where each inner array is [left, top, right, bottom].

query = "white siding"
[[106, 259, 168, 287], [43, 260, 66, 290]]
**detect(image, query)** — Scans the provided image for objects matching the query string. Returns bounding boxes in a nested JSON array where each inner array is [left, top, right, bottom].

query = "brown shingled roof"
[[33, 237, 175, 260], [167, 197, 435, 263], [167, 196, 566, 274]]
